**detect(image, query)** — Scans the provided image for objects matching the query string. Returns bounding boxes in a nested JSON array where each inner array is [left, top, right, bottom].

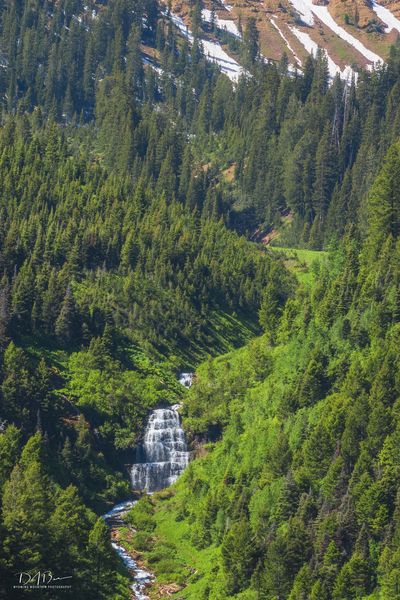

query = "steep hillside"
[[166, 0, 400, 76], [128, 141, 400, 599], [1, 2, 400, 598]]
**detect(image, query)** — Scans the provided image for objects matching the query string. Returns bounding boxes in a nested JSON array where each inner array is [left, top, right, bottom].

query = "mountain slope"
[[128, 142, 400, 599], [1, 2, 400, 599], [167, 0, 400, 76]]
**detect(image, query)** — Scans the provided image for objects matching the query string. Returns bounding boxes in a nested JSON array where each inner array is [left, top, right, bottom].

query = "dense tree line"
[[0, 116, 288, 355], [0, 2, 295, 598], [0, 110, 290, 598], [2, 0, 400, 248], [135, 141, 400, 598], [0, 430, 129, 599], [1, 0, 400, 598]]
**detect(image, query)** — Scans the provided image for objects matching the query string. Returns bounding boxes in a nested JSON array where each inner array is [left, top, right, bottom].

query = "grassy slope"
[[268, 246, 328, 285], [125, 469, 220, 598], [150, 492, 218, 597], [127, 338, 291, 598], [125, 246, 329, 598]]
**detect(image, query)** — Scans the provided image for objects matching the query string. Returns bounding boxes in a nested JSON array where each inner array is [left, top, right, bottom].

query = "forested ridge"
[[3, 0, 400, 244], [0, 0, 400, 599], [132, 143, 400, 599]]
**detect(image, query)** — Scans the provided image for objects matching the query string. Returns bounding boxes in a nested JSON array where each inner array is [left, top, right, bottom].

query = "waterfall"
[[178, 372, 193, 388], [131, 405, 190, 493], [106, 375, 193, 599]]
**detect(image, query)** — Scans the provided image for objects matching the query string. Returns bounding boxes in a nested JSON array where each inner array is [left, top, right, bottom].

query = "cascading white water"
[[179, 372, 193, 388], [103, 501, 153, 600], [131, 405, 190, 492], [131, 374, 193, 492], [105, 375, 193, 599]]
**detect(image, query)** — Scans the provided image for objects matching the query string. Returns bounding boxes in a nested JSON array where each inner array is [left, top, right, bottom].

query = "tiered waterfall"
[[131, 405, 190, 492]]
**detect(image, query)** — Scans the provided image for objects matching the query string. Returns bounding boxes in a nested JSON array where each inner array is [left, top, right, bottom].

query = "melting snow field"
[[290, 26, 355, 80], [202, 9, 241, 37], [289, 0, 314, 26], [202, 39, 244, 79], [271, 18, 302, 66], [220, 1, 233, 12], [168, 11, 194, 41], [142, 56, 163, 75], [289, 0, 383, 64], [371, 0, 400, 33], [167, 10, 243, 81]]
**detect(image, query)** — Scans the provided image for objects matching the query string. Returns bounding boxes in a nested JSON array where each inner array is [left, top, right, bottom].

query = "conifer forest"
[[1, 1, 400, 599]]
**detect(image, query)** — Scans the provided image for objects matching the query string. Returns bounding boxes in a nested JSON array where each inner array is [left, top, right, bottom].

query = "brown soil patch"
[[222, 163, 236, 182], [140, 44, 161, 60], [153, 583, 183, 598], [161, 0, 397, 74], [261, 229, 281, 245]]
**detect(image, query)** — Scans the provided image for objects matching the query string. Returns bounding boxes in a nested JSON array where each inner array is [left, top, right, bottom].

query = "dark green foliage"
[[55, 287, 82, 347], [221, 519, 256, 594], [367, 140, 400, 254], [1, 1, 400, 598], [0, 433, 126, 599], [132, 141, 400, 599], [242, 18, 259, 67], [0, 0, 399, 248], [0, 5, 297, 597], [0, 113, 288, 359]]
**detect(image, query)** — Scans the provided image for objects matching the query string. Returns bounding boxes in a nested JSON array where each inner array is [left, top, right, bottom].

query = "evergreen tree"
[[55, 286, 81, 347], [367, 140, 400, 253], [243, 18, 259, 66]]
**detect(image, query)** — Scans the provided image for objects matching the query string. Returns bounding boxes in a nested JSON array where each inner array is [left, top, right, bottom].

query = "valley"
[[0, 2, 399, 599]]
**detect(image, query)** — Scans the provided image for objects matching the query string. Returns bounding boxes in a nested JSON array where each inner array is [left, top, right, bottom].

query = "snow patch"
[[142, 55, 164, 75], [168, 11, 193, 41], [220, 1, 233, 12], [290, 26, 355, 81], [166, 10, 244, 81], [371, 0, 400, 33], [202, 9, 241, 37], [289, 0, 314, 26], [271, 18, 302, 66], [288, 0, 383, 64], [202, 39, 244, 79]]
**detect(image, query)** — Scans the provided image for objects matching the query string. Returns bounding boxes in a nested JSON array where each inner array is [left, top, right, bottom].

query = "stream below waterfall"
[[103, 373, 193, 599]]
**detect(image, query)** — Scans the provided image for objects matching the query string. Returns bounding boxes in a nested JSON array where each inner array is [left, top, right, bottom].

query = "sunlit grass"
[[268, 246, 328, 285]]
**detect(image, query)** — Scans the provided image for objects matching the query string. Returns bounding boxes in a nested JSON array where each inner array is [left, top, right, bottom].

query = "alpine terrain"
[[0, 1, 399, 600]]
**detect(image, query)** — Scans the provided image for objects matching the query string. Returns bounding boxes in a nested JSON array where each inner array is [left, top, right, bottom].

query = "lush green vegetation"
[[1, 0, 400, 599], [131, 142, 400, 598], [0, 2, 293, 598], [1, 1, 400, 247], [268, 246, 328, 285]]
